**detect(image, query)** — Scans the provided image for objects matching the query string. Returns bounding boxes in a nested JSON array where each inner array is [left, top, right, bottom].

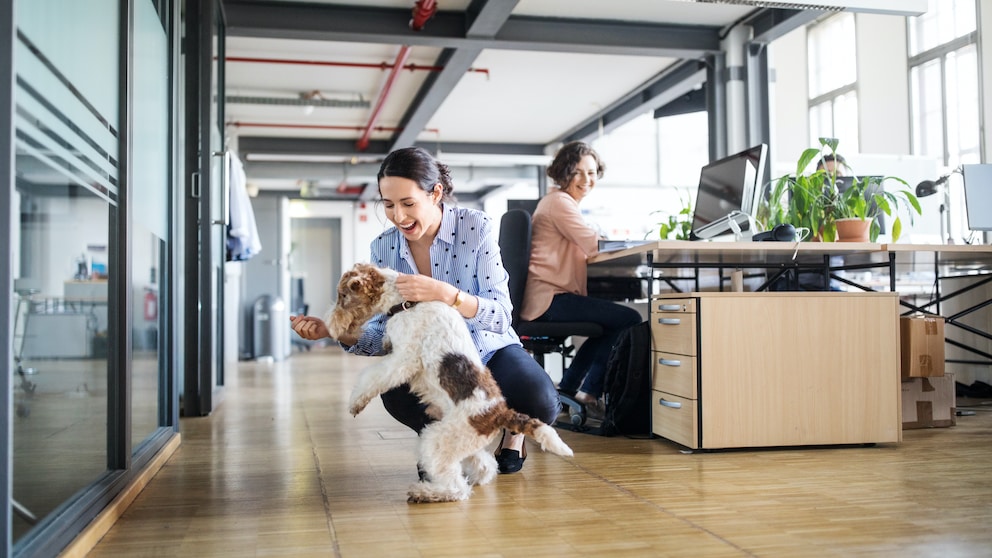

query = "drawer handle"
[[657, 304, 683, 311], [659, 398, 682, 409], [658, 318, 681, 325], [659, 358, 681, 367]]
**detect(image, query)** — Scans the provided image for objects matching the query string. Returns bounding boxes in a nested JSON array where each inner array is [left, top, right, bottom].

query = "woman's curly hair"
[[546, 141, 606, 188]]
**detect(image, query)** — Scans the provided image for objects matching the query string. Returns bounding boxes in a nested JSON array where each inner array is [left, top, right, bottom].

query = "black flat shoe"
[[494, 431, 527, 474]]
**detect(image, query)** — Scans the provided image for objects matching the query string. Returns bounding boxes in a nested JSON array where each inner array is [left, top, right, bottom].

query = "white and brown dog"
[[327, 263, 573, 503]]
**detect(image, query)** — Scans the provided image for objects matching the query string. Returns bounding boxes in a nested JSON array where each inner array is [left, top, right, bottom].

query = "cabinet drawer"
[[651, 312, 697, 356], [651, 390, 698, 449], [652, 298, 696, 314], [652, 351, 697, 399]]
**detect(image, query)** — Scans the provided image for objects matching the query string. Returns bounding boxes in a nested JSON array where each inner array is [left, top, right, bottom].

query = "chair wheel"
[[558, 391, 587, 427]]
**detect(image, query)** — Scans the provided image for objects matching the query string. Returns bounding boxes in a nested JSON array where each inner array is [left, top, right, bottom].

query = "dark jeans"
[[534, 293, 642, 398], [380, 343, 560, 433]]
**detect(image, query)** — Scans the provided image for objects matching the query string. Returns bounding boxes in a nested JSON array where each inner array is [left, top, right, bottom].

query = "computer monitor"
[[961, 164, 992, 231], [689, 144, 768, 240]]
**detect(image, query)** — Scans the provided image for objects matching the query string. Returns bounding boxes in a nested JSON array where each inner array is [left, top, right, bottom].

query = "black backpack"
[[601, 321, 652, 437]]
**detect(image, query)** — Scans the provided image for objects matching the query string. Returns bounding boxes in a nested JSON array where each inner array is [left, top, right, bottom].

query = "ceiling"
[[220, 0, 925, 200]]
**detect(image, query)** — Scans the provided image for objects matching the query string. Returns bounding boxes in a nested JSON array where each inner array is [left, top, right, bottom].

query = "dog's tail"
[[501, 411, 573, 457]]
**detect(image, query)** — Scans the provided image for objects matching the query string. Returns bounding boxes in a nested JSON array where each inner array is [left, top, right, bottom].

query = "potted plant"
[[654, 189, 693, 240], [759, 138, 921, 242], [830, 173, 922, 241]]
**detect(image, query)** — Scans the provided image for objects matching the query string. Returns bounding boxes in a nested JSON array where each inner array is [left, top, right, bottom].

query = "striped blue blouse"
[[346, 204, 521, 364]]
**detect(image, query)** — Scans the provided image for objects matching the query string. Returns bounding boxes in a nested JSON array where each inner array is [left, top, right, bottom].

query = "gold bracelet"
[[451, 290, 463, 308]]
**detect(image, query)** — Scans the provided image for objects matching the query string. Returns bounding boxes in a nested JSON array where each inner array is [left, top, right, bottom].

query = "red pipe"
[[224, 56, 489, 77], [410, 0, 437, 31], [353, 2, 436, 150], [229, 121, 440, 135], [356, 45, 411, 151]]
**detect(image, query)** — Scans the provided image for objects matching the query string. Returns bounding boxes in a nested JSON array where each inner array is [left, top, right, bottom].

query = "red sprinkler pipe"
[[223, 56, 489, 76], [356, 45, 411, 151], [355, 1, 437, 151], [229, 121, 440, 135], [410, 0, 437, 31]]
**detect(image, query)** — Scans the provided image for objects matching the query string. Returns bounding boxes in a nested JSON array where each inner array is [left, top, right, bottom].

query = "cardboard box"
[[900, 314, 945, 378], [901, 373, 955, 429]]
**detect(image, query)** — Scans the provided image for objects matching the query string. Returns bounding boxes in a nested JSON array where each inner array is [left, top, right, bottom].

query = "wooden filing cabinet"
[[650, 292, 902, 450]]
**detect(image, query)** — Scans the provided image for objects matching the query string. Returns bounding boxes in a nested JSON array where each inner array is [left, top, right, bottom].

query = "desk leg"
[[889, 252, 896, 292]]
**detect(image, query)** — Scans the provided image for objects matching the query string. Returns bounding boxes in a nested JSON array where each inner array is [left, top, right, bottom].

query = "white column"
[[722, 24, 751, 156]]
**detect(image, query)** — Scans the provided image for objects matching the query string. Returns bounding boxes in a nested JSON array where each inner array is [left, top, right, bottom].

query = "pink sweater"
[[520, 189, 601, 321]]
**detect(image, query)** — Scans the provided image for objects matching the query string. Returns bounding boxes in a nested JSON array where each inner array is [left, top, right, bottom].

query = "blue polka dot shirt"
[[346, 204, 521, 364]]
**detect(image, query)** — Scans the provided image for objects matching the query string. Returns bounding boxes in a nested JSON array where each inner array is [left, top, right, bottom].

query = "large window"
[[807, 13, 859, 152], [909, 0, 979, 168], [908, 0, 980, 242], [584, 111, 708, 240]]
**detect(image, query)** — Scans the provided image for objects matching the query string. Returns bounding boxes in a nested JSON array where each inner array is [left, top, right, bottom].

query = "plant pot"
[[835, 218, 870, 242]]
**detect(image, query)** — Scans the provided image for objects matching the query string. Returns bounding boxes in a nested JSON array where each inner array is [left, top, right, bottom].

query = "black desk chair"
[[498, 209, 603, 426]]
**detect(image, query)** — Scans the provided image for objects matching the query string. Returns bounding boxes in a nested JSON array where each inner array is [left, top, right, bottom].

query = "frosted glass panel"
[[12, 0, 119, 543], [18, 0, 119, 130], [133, 0, 169, 240]]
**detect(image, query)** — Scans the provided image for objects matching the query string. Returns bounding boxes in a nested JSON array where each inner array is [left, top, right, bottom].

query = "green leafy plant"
[[832, 174, 921, 242], [654, 190, 693, 240], [759, 137, 921, 242]]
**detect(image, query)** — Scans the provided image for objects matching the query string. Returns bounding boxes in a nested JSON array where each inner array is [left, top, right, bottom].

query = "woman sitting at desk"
[[521, 141, 642, 416]]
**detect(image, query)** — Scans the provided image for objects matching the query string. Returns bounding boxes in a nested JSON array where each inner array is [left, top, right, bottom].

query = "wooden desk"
[[650, 291, 902, 449], [588, 241, 990, 448], [589, 239, 884, 267], [588, 240, 889, 293]]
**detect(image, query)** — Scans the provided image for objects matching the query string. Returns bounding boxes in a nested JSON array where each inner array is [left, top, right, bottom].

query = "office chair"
[[498, 209, 603, 426]]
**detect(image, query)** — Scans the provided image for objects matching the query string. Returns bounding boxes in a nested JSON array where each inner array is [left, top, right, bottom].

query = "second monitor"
[[689, 144, 768, 240]]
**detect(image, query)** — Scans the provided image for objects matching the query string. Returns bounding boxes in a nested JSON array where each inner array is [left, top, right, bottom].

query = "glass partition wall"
[[12, 0, 122, 544], [5, 0, 181, 555]]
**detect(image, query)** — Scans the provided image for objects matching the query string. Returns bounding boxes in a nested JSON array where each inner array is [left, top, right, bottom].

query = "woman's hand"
[[290, 315, 331, 340], [394, 273, 449, 303]]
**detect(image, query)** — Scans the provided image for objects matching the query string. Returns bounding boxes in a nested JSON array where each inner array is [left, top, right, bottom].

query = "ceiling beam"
[[223, 2, 722, 58], [389, 0, 519, 151], [745, 8, 824, 44], [238, 136, 545, 159], [554, 59, 707, 146], [244, 160, 539, 181]]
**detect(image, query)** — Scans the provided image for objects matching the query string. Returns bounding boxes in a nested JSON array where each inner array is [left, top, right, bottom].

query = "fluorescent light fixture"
[[688, 0, 927, 16]]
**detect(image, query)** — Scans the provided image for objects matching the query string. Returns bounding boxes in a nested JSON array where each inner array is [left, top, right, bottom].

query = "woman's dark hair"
[[546, 141, 606, 188], [817, 153, 848, 171], [377, 146, 455, 202]]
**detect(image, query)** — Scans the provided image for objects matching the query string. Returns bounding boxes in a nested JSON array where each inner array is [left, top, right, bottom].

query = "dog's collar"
[[386, 301, 418, 316]]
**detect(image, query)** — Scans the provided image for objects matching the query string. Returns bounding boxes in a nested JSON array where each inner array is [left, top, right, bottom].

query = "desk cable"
[[790, 227, 812, 260]]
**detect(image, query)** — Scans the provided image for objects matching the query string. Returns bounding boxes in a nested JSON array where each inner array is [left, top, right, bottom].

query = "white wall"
[[856, 14, 911, 155]]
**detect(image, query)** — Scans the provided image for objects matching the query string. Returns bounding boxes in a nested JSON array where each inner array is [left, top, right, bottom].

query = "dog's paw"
[[349, 401, 367, 416], [407, 482, 470, 503], [463, 453, 497, 486], [348, 396, 370, 416]]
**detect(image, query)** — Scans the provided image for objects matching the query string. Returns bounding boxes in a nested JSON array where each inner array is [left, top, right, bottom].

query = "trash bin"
[[253, 294, 287, 361]]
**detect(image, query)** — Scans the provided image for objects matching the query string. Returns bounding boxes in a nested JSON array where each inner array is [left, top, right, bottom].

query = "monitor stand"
[[690, 211, 754, 241]]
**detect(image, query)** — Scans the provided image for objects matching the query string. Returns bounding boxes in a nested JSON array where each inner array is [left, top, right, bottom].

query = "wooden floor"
[[86, 347, 992, 557]]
